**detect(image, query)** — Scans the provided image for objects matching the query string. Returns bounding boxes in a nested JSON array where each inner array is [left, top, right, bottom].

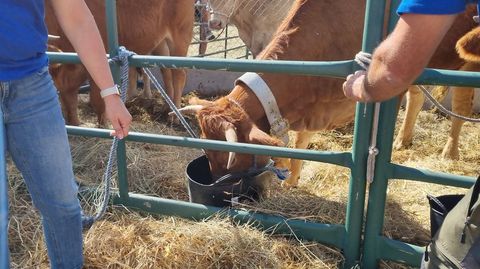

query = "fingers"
[[110, 118, 131, 139], [104, 96, 132, 139], [343, 70, 367, 101]]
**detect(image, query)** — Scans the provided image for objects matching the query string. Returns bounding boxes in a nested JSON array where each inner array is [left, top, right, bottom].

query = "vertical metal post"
[[362, 0, 400, 268], [361, 100, 399, 268], [105, 0, 129, 199], [224, 24, 229, 59], [343, 104, 372, 268], [341, 0, 388, 268], [343, 0, 387, 266], [0, 102, 9, 267]]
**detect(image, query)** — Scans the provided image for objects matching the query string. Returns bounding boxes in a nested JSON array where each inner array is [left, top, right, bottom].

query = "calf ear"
[[189, 96, 214, 106], [246, 126, 284, 147], [456, 27, 480, 63]]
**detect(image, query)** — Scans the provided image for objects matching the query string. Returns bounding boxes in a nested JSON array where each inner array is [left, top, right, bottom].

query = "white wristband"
[[100, 85, 120, 98]]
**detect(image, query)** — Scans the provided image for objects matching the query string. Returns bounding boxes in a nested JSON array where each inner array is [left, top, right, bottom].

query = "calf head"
[[456, 26, 480, 62], [181, 97, 283, 178], [207, 0, 237, 30]]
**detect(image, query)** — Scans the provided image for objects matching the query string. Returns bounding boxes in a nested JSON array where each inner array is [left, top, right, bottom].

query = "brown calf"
[[45, 0, 194, 125], [184, 1, 478, 187]]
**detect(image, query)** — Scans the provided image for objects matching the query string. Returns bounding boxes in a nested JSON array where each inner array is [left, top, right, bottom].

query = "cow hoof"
[[441, 144, 460, 160], [393, 136, 412, 150], [281, 180, 298, 189], [168, 113, 181, 125]]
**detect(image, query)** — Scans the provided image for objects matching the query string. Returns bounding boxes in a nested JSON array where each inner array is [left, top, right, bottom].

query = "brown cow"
[[210, 0, 478, 161], [45, 0, 194, 126], [181, 1, 478, 187], [393, 9, 479, 160], [208, 0, 295, 57]]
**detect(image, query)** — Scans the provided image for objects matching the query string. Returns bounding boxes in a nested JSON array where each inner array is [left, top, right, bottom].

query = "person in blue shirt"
[[0, 0, 132, 268], [342, 1, 477, 102]]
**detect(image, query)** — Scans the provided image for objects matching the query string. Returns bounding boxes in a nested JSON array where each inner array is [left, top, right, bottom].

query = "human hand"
[[342, 70, 368, 102], [103, 95, 132, 139]]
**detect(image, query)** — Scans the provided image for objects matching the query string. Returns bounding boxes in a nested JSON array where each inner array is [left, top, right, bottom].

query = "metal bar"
[[362, 99, 400, 269], [196, 44, 247, 58], [113, 192, 347, 248], [47, 52, 353, 78], [66, 126, 353, 168], [342, 0, 390, 266], [378, 236, 424, 267], [47, 52, 480, 87], [105, 0, 119, 56], [190, 35, 240, 45], [224, 24, 228, 59], [104, 0, 128, 199], [0, 97, 9, 268], [391, 163, 476, 188], [343, 103, 372, 268], [357, 0, 394, 268], [116, 140, 129, 199]]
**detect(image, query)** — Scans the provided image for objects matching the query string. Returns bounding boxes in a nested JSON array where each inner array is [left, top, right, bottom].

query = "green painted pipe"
[[113, 192, 347, 248], [391, 163, 476, 188], [378, 236, 424, 267], [66, 126, 353, 168]]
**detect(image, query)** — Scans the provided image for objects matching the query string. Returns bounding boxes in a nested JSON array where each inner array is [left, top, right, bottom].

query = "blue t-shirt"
[[398, 0, 477, 15], [0, 0, 48, 81]]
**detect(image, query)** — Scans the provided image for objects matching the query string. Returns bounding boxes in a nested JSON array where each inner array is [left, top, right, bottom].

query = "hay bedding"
[[7, 91, 480, 268]]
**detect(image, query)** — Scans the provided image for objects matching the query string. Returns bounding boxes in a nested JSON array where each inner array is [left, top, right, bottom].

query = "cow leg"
[[393, 86, 424, 149], [442, 62, 478, 159], [54, 65, 87, 126], [127, 68, 139, 100], [442, 86, 474, 160], [151, 42, 175, 104], [282, 131, 315, 188], [142, 70, 152, 99], [168, 35, 191, 108]]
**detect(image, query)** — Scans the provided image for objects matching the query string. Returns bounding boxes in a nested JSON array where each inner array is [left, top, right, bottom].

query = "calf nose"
[[209, 19, 223, 30]]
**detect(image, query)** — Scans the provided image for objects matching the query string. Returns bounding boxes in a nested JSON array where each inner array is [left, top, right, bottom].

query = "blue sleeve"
[[397, 0, 470, 15]]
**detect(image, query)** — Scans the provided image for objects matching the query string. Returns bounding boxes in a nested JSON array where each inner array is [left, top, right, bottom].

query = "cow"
[[393, 10, 479, 160], [208, 0, 295, 57], [45, 0, 194, 126], [179, 0, 478, 188], [209, 0, 478, 161]]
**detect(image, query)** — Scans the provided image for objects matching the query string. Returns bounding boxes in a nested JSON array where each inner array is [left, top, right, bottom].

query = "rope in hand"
[[82, 46, 133, 230]]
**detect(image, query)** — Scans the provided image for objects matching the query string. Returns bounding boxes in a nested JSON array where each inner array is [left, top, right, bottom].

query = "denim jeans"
[[0, 66, 83, 269]]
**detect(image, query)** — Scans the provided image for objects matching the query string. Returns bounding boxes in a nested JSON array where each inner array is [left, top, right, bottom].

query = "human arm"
[[342, 13, 458, 102], [49, 0, 132, 138]]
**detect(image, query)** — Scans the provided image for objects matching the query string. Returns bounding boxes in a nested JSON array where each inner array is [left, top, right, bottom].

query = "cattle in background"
[[45, 0, 194, 126], [208, 0, 294, 57], [180, 0, 479, 188], [394, 8, 479, 160]]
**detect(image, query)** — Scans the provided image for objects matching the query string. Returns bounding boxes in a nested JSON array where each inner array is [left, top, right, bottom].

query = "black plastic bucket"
[[427, 194, 464, 238], [186, 155, 268, 207]]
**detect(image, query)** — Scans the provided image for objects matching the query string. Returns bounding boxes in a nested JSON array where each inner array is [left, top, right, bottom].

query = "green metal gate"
[[47, 0, 480, 268]]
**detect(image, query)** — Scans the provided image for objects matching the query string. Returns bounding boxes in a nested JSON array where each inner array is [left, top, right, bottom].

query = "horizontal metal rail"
[[113, 192, 347, 248], [67, 126, 353, 168], [196, 44, 248, 57], [190, 35, 241, 45], [47, 52, 480, 87]]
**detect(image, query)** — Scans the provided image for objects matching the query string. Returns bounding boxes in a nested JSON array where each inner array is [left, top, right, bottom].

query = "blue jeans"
[[0, 66, 83, 269]]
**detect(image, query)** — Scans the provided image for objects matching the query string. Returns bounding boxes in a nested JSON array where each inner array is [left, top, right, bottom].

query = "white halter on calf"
[[235, 72, 290, 145]]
